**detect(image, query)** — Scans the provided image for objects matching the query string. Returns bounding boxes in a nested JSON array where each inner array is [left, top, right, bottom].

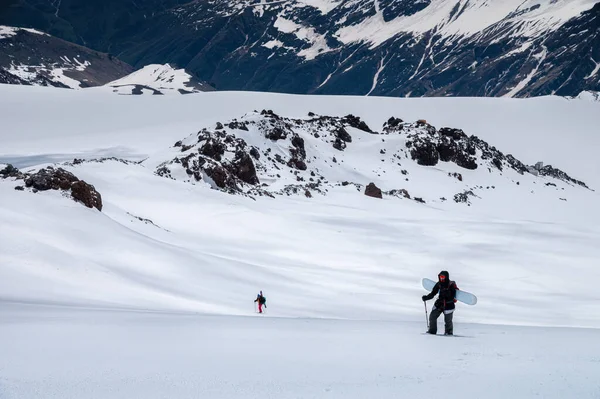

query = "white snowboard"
[[422, 278, 477, 305]]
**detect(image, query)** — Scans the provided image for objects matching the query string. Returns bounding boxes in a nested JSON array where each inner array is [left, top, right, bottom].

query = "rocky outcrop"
[[454, 190, 477, 205], [0, 164, 24, 179], [3, 166, 103, 211], [536, 165, 589, 189], [153, 110, 590, 202], [71, 180, 103, 211], [365, 183, 383, 199], [25, 167, 79, 191]]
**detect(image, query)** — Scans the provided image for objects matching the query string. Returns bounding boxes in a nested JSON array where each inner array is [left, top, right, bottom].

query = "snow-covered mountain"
[[0, 26, 133, 88], [2, 0, 599, 96], [104, 64, 214, 95], [0, 26, 214, 93], [1, 85, 599, 398]]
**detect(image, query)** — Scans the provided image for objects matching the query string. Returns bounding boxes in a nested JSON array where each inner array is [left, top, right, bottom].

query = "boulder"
[[365, 183, 383, 199], [71, 181, 103, 211]]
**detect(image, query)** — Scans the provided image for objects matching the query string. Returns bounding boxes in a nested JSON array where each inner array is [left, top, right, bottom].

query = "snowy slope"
[[1, 305, 599, 399], [1, 85, 599, 398], [105, 64, 214, 95], [1, 84, 599, 323]]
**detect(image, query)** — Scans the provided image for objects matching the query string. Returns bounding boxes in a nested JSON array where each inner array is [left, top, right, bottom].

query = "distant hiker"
[[422, 271, 458, 335], [254, 291, 266, 313]]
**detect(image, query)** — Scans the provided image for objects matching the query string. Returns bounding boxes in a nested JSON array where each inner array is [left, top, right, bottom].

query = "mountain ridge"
[[1, 0, 599, 97]]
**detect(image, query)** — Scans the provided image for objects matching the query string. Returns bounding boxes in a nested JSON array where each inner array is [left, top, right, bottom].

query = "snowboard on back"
[[422, 278, 477, 305]]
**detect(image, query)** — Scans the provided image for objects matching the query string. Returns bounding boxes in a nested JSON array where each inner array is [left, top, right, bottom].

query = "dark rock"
[[387, 189, 411, 199], [250, 147, 260, 160], [174, 140, 183, 147], [332, 157, 337, 163], [215, 122, 224, 130], [439, 127, 466, 141], [181, 144, 193, 152], [492, 158, 503, 170], [71, 180, 103, 211], [410, 141, 439, 166], [228, 121, 249, 131], [386, 117, 403, 128], [334, 127, 352, 143], [14, 186, 24, 191], [305, 190, 312, 198], [290, 134, 307, 160], [72, 158, 84, 165], [414, 197, 426, 203], [455, 151, 478, 170], [448, 172, 463, 181], [380, 149, 386, 154], [333, 138, 346, 151], [287, 158, 307, 171], [437, 141, 457, 162], [308, 112, 315, 117], [454, 190, 476, 204], [341, 181, 350, 186], [0, 164, 23, 179], [266, 126, 287, 141], [365, 183, 383, 199], [230, 151, 259, 185], [204, 164, 230, 189], [261, 109, 278, 117], [200, 139, 226, 161], [343, 115, 373, 133], [25, 167, 79, 191]]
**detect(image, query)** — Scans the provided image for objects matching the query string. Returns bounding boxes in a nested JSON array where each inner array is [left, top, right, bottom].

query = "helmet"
[[438, 271, 450, 282]]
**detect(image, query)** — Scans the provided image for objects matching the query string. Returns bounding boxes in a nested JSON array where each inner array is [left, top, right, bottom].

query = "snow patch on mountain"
[[274, 16, 333, 60], [105, 64, 212, 95], [296, 0, 341, 14], [7, 55, 92, 89], [0, 25, 48, 39], [334, 0, 598, 47], [569, 91, 600, 101]]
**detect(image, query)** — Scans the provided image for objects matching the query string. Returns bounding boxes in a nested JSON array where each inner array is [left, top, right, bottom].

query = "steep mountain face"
[[2, 0, 599, 97], [0, 26, 133, 88]]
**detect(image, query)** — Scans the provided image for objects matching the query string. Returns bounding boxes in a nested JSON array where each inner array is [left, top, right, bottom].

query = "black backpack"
[[259, 296, 266, 305]]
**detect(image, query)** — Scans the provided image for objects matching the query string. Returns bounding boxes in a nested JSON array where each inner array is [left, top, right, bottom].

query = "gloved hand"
[[422, 295, 427, 302]]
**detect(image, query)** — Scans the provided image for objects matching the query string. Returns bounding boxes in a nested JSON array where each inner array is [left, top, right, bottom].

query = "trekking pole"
[[424, 301, 429, 329]]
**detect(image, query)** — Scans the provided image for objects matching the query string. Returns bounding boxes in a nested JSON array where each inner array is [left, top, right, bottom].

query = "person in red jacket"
[[254, 291, 266, 313], [422, 271, 458, 335]]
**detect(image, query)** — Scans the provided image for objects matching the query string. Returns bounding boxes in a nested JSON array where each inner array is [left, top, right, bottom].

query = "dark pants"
[[428, 308, 453, 334]]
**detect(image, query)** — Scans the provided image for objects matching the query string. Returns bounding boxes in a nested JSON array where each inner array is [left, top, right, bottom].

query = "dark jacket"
[[423, 271, 457, 311]]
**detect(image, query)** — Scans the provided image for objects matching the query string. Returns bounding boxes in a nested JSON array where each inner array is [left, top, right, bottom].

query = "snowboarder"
[[254, 291, 266, 313], [422, 271, 458, 335]]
